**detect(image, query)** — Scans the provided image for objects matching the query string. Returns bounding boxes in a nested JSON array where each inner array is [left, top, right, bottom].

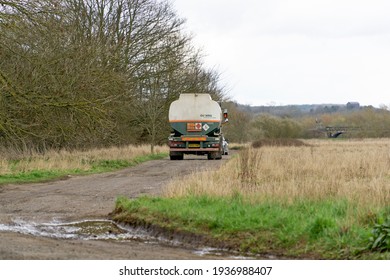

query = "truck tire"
[[207, 151, 222, 160], [170, 152, 184, 160]]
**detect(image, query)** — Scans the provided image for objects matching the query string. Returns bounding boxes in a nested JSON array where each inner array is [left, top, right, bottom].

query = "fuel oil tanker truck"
[[168, 93, 228, 160]]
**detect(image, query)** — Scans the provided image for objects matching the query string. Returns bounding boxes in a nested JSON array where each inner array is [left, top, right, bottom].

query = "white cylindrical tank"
[[169, 93, 222, 122]]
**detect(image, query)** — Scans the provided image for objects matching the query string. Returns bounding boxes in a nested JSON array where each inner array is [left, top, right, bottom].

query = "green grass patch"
[[0, 153, 167, 185], [0, 170, 71, 185], [113, 195, 390, 259], [90, 153, 167, 172]]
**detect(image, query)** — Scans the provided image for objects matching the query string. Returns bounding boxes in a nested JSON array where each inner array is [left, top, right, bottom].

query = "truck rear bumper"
[[169, 148, 220, 152]]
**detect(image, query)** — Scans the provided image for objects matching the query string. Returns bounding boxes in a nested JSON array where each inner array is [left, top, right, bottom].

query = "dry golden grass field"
[[165, 139, 390, 210], [0, 145, 169, 175]]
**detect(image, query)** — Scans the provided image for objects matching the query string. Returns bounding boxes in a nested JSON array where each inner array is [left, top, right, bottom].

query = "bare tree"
[[0, 0, 227, 151]]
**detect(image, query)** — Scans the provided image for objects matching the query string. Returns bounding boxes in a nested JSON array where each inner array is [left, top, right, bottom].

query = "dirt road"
[[0, 155, 230, 259]]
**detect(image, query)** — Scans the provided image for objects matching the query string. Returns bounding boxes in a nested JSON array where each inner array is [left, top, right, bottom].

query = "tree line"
[[0, 0, 225, 152], [224, 103, 390, 142]]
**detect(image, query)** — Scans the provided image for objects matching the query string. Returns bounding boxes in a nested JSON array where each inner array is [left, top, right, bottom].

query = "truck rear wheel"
[[207, 151, 222, 160], [170, 152, 183, 160]]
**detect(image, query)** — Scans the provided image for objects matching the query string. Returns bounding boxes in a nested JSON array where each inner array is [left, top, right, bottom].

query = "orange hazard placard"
[[187, 122, 202, 132]]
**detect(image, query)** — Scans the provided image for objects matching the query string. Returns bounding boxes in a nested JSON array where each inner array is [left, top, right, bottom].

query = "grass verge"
[[113, 194, 390, 259], [0, 153, 167, 185]]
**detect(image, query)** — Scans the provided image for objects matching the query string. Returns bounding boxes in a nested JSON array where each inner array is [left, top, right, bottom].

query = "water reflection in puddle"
[[0, 219, 247, 258], [0, 219, 151, 241]]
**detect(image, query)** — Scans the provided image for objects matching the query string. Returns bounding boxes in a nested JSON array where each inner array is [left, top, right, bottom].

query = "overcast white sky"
[[173, 0, 390, 107]]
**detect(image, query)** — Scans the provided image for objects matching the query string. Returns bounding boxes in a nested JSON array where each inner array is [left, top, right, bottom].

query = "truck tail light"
[[169, 141, 185, 147]]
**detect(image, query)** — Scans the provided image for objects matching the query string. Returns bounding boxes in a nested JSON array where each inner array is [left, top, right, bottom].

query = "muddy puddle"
[[0, 219, 253, 259], [0, 219, 150, 241]]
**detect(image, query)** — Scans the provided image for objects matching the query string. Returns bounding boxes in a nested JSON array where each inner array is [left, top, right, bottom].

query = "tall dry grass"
[[0, 145, 168, 175], [165, 139, 390, 208]]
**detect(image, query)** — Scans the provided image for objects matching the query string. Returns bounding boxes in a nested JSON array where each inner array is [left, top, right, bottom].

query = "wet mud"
[[0, 218, 254, 259]]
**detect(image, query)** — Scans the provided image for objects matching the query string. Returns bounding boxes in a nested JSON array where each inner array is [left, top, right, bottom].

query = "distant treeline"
[[237, 102, 368, 118], [223, 102, 390, 142], [0, 0, 225, 152]]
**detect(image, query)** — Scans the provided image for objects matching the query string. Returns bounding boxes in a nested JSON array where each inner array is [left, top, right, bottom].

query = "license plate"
[[188, 144, 200, 148]]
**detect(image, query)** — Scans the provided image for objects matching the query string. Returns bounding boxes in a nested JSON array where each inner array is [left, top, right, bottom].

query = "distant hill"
[[235, 102, 370, 118]]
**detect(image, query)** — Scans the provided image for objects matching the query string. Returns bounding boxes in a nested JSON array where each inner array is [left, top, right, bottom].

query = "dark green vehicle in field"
[[168, 93, 228, 160]]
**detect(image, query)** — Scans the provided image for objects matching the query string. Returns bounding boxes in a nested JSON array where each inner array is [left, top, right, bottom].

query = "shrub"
[[250, 114, 303, 139], [368, 217, 390, 252]]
